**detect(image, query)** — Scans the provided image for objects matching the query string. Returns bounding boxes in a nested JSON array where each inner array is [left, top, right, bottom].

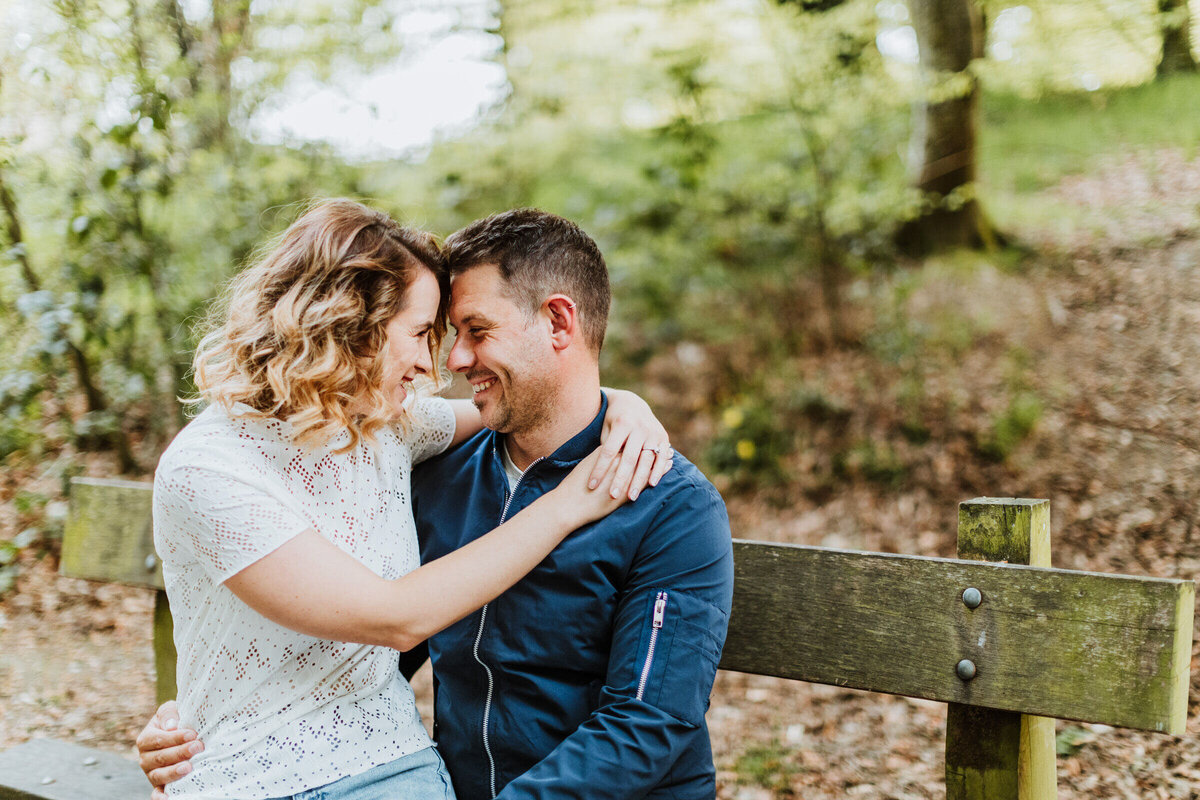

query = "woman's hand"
[[135, 700, 202, 798], [594, 389, 674, 500], [554, 447, 630, 527]]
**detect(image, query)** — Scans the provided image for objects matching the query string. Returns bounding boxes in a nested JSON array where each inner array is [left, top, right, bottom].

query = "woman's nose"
[[416, 344, 433, 374]]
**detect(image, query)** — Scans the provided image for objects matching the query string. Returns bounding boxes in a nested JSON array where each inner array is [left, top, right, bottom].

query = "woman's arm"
[[223, 449, 621, 652], [444, 390, 675, 499], [446, 398, 486, 447]]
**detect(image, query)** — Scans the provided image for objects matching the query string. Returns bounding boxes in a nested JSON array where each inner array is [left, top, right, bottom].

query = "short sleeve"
[[406, 396, 456, 464], [154, 464, 313, 584]]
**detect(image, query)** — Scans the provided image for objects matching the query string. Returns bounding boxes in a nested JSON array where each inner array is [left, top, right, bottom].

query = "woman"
[[147, 199, 672, 799]]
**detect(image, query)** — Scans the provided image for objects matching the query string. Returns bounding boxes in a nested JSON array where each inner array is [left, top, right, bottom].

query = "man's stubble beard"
[[478, 333, 561, 437], [482, 367, 560, 436]]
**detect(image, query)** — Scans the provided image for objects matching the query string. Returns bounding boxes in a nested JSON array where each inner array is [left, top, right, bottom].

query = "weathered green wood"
[[946, 499, 1056, 800], [61, 477, 159, 590], [0, 739, 146, 800], [1170, 579, 1196, 733], [719, 539, 1193, 733], [955, 497, 1049, 567], [154, 590, 178, 704], [945, 705, 1021, 798]]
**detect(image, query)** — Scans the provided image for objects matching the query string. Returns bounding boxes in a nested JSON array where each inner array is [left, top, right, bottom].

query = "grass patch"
[[981, 73, 1200, 234], [983, 75, 1200, 187]]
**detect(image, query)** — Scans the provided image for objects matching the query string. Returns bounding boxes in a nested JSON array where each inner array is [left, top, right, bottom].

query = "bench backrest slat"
[[61, 479, 1193, 735], [719, 540, 1193, 734]]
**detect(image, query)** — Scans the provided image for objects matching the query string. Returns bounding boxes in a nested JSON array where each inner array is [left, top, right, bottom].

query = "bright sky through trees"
[[248, 0, 507, 158], [1, 0, 1050, 160], [5, 0, 507, 159]]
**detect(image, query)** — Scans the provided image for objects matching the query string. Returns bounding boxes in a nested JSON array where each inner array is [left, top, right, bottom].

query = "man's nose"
[[446, 335, 471, 373]]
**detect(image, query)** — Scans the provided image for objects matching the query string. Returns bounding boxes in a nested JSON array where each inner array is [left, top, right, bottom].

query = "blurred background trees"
[[1158, 0, 1198, 75], [1, 0, 1198, 487]]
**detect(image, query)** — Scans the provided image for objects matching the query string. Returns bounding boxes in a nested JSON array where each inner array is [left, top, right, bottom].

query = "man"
[[139, 209, 734, 799]]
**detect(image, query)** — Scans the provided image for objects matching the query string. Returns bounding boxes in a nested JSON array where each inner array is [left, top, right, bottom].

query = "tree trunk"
[[1158, 0, 1199, 77], [897, 0, 996, 256], [208, 0, 252, 145], [162, 0, 202, 94], [0, 175, 41, 292]]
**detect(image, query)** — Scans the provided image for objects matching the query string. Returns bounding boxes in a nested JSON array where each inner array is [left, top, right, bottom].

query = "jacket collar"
[[491, 391, 608, 472]]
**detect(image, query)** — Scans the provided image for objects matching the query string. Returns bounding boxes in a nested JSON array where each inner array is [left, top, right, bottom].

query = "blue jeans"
[[267, 747, 456, 800]]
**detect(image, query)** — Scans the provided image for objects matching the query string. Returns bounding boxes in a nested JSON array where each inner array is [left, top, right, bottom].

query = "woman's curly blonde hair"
[[192, 199, 449, 451]]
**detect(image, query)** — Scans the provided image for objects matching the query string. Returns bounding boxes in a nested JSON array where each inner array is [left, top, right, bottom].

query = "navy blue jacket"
[[409, 394, 734, 800]]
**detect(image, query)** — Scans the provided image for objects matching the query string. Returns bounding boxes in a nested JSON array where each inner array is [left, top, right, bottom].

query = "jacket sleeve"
[[397, 640, 429, 682], [494, 479, 734, 800]]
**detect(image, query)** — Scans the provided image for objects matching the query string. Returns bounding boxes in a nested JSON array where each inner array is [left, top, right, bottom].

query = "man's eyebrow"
[[452, 313, 492, 327]]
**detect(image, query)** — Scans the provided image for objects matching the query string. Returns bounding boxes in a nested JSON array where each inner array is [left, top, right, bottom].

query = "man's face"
[[447, 263, 561, 434]]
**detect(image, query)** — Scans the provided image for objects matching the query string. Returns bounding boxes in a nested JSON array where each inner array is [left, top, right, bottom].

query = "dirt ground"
[[2, 151, 1200, 798]]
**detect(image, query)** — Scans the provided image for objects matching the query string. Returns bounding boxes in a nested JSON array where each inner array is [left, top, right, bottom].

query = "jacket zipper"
[[475, 452, 545, 799], [471, 605, 497, 799], [636, 591, 669, 701]]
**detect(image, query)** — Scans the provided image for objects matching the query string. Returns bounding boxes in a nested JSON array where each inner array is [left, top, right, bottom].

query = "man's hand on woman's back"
[[135, 700, 203, 798]]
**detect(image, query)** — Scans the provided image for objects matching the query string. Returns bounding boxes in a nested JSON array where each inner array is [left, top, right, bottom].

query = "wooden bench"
[[0, 481, 1192, 800]]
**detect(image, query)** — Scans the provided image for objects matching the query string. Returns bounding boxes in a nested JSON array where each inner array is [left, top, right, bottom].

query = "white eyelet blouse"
[[152, 396, 455, 799]]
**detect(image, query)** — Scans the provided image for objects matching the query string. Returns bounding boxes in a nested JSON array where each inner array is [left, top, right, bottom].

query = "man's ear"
[[543, 295, 577, 352]]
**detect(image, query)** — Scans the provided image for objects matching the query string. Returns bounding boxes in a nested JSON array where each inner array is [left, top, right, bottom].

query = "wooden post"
[[62, 478, 177, 704], [946, 498, 1058, 800], [154, 590, 177, 704]]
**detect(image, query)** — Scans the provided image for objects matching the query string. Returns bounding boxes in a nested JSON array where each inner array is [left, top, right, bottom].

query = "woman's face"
[[380, 267, 442, 410]]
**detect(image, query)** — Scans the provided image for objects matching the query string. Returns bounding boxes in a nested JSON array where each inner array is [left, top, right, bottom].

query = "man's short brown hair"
[[444, 208, 610, 353]]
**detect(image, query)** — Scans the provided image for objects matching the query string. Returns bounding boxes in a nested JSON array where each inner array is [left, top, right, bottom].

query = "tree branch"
[[0, 171, 41, 292]]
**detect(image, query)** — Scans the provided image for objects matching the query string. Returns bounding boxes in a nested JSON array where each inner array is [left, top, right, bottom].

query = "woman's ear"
[[544, 295, 577, 351]]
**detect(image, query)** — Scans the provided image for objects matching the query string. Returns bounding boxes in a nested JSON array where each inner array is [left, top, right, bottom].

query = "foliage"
[[976, 388, 1043, 462], [706, 395, 797, 487], [1055, 724, 1098, 756], [0, 531, 31, 595], [835, 439, 908, 486], [0, 0, 407, 471], [733, 740, 804, 794], [0, 485, 68, 598], [379, 0, 918, 370]]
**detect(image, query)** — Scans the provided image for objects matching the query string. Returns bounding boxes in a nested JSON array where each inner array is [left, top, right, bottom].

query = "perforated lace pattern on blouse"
[[153, 397, 455, 799]]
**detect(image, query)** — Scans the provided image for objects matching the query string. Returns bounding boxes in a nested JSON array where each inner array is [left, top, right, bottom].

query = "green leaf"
[[0, 565, 16, 595], [1055, 725, 1095, 756]]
